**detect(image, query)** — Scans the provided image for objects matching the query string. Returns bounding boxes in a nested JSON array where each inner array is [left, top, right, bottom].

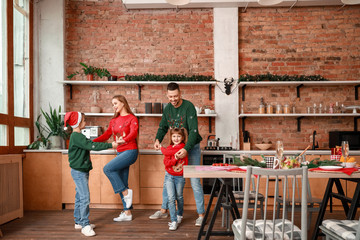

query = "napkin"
[[309, 167, 358, 176]]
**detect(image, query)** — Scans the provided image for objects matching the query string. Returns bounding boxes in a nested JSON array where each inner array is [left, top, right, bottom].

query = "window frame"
[[0, 0, 33, 154]]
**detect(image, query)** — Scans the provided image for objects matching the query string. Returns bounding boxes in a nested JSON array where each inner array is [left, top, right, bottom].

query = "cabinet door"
[[99, 155, 140, 204], [62, 155, 102, 204]]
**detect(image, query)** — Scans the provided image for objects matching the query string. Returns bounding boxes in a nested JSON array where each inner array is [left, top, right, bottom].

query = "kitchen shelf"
[[60, 113, 217, 133], [239, 113, 360, 132], [61, 80, 217, 100], [238, 80, 360, 100]]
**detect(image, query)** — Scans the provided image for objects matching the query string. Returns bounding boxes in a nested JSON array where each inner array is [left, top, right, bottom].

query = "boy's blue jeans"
[[161, 143, 205, 215], [103, 149, 138, 210], [164, 172, 185, 222], [71, 168, 90, 227]]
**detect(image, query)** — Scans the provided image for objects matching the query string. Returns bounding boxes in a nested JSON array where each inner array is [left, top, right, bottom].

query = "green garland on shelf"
[[124, 74, 214, 82], [238, 73, 328, 83]]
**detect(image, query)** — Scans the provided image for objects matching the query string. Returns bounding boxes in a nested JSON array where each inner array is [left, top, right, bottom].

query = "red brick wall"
[[65, 1, 214, 149], [238, 6, 360, 150]]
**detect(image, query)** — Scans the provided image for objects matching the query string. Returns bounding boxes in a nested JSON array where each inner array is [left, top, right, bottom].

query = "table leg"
[[198, 178, 219, 240], [311, 178, 335, 240], [347, 181, 360, 220], [334, 179, 350, 215]]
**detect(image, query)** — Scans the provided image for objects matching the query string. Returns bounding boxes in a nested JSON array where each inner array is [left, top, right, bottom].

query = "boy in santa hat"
[[64, 111, 117, 237]]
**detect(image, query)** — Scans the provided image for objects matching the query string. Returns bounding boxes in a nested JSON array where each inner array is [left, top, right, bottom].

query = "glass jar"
[[259, 104, 265, 114], [284, 104, 290, 114], [276, 104, 282, 114], [267, 104, 273, 114]]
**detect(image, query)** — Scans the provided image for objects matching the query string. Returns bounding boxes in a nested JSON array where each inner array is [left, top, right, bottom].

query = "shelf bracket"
[[242, 84, 247, 101], [137, 84, 142, 100], [209, 84, 212, 100], [242, 117, 247, 132], [296, 84, 304, 99], [296, 116, 304, 132], [208, 117, 212, 133], [354, 117, 360, 131], [66, 84, 73, 100], [355, 85, 360, 100]]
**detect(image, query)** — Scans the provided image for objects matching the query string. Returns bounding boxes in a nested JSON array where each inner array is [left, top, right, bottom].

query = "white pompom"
[[64, 127, 68, 130]]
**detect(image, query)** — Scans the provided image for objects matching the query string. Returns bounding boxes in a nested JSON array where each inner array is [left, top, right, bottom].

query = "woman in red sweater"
[[93, 95, 138, 222], [161, 128, 188, 231]]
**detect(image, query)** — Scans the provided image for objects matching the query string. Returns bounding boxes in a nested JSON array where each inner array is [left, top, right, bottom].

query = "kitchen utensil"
[[204, 108, 211, 114], [145, 103, 152, 113], [207, 135, 219, 147], [255, 143, 272, 150], [108, 75, 117, 81], [153, 103, 161, 113], [295, 145, 311, 162], [195, 106, 202, 114]]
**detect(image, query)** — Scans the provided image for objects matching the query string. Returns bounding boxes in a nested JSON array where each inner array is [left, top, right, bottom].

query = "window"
[[0, 0, 7, 114], [0, 0, 33, 154]]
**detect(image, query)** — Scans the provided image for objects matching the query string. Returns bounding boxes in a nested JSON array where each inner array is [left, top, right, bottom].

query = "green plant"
[[95, 68, 111, 78], [238, 73, 328, 83], [40, 105, 69, 140], [124, 74, 214, 82], [80, 62, 96, 76], [27, 115, 51, 149]]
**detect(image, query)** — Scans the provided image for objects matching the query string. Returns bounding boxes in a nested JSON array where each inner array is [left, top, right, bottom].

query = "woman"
[[93, 95, 138, 222]]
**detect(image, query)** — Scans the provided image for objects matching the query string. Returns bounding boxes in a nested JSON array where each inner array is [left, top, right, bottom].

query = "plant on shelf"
[[80, 62, 97, 81], [95, 68, 111, 79], [125, 74, 214, 82], [238, 73, 329, 83], [67, 62, 108, 81]]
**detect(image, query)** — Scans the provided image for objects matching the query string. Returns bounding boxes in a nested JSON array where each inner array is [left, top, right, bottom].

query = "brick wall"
[[65, 1, 360, 150], [238, 6, 360, 150]]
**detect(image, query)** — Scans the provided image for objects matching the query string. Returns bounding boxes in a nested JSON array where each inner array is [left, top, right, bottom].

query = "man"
[[149, 82, 205, 226]]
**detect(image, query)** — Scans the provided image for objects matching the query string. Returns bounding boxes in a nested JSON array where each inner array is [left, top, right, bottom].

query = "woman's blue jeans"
[[71, 169, 90, 227], [164, 172, 185, 222], [103, 149, 138, 210], [161, 143, 205, 215]]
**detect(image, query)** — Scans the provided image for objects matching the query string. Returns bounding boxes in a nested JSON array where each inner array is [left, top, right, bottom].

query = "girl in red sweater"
[[161, 128, 188, 231]]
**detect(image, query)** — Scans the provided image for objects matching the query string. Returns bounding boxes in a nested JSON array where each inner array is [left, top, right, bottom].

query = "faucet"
[[312, 130, 319, 150]]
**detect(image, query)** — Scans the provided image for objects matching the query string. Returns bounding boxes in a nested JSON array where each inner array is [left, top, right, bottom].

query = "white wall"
[[33, 0, 64, 135], [214, 8, 239, 148]]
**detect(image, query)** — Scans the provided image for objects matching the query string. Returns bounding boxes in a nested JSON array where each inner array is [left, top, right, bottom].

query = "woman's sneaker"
[[75, 224, 95, 230], [168, 221, 178, 231], [149, 210, 168, 219], [177, 215, 183, 224], [113, 211, 132, 222], [81, 225, 96, 237], [123, 189, 133, 208]]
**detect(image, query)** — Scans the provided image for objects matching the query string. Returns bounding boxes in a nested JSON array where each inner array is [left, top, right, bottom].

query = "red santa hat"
[[64, 112, 82, 130]]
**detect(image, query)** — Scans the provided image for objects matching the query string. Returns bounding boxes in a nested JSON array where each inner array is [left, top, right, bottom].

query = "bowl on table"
[[345, 162, 356, 168], [255, 143, 272, 151]]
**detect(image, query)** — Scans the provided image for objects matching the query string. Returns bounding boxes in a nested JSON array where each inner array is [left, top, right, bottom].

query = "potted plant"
[[27, 115, 50, 150], [40, 105, 69, 149], [80, 62, 97, 81]]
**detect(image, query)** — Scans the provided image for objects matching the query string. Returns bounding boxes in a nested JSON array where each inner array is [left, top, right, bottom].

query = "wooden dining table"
[[183, 165, 360, 240]]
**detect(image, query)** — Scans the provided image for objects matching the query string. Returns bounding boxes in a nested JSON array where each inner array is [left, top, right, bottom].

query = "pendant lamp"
[[165, 0, 190, 5], [341, 0, 360, 4], [258, 0, 283, 5]]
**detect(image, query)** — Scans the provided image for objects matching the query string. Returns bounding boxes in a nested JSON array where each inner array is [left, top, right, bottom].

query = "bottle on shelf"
[[259, 97, 265, 114], [241, 104, 244, 114], [329, 103, 334, 114], [313, 103, 317, 114], [276, 104, 282, 114], [319, 103, 322, 114], [267, 103, 273, 114], [284, 104, 290, 114]]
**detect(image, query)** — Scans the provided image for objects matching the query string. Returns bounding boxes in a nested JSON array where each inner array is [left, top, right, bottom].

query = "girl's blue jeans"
[[164, 172, 185, 222], [103, 149, 138, 210], [71, 168, 90, 227]]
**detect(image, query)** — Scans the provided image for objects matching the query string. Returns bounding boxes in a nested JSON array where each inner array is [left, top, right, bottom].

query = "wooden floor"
[[0, 209, 356, 239]]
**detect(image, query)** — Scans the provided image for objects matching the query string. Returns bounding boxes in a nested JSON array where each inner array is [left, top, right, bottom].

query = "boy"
[[64, 111, 117, 237]]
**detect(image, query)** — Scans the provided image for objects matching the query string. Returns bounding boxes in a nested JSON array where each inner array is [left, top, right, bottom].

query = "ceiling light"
[[341, 0, 360, 4], [165, 0, 190, 6], [258, 0, 283, 6]]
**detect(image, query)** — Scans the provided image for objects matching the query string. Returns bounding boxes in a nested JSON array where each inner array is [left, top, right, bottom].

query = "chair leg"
[[221, 208, 225, 228], [260, 200, 264, 219]]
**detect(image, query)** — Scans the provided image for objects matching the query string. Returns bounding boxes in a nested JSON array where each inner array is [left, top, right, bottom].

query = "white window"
[[0, 0, 7, 114], [0, 124, 7, 146], [14, 126, 29, 146]]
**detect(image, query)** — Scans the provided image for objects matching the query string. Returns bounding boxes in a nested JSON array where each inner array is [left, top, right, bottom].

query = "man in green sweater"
[[65, 111, 117, 237], [149, 82, 205, 226]]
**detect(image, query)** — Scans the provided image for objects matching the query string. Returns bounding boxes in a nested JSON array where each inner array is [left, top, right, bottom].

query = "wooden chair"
[[232, 166, 308, 240], [275, 176, 322, 227], [319, 217, 360, 240]]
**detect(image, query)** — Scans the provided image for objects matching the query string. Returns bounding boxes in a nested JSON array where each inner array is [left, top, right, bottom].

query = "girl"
[[161, 128, 188, 231], [64, 111, 117, 237], [93, 95, 138, 222]]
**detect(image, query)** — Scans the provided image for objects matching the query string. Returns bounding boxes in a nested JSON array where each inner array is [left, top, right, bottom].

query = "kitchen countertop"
[[23, 149, 360, 155]]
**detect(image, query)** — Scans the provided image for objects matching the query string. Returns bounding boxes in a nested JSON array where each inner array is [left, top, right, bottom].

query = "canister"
[[267, 104, 273, 114]]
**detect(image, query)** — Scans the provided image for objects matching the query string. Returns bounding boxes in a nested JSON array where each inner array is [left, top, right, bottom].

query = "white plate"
[[319, 166, 343, 170]]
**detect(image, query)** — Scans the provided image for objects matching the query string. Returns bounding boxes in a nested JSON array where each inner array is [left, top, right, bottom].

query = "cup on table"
[[264, 156, 275, 168]]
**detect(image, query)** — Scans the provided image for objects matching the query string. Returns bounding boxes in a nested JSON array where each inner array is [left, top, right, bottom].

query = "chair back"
[[239, 166, 308, 240]]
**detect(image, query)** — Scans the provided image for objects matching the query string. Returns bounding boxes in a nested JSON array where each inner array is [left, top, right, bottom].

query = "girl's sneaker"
[[81, 225, 96, 237], [75, 224, 95, 230], [123, 189, 133, 208], [168, 221, 178, 231], [177, 215, 183, 224], [149, 210, 168, 219]]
